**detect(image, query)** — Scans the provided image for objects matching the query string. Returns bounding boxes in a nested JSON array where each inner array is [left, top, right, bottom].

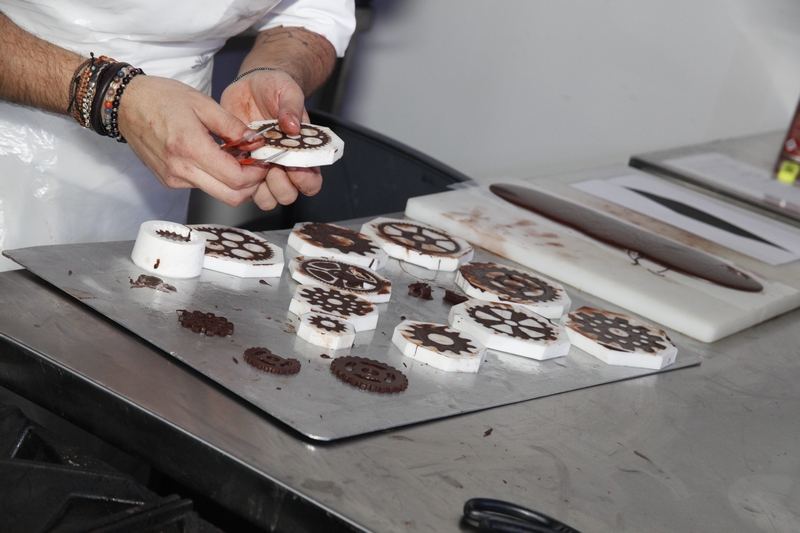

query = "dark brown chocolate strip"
[[490, 183, 762, 293]]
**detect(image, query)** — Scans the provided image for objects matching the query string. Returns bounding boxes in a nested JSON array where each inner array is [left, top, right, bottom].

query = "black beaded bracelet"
[[106, 67, 145, 143], [230, 67, 276, 84], [90, 62, 130, 135]]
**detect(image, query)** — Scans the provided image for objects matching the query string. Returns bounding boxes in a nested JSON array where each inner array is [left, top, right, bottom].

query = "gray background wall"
[[338, 0, 800, 181]]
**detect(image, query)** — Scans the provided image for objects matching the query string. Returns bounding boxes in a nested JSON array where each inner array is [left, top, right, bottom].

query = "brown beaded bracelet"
[[90, 62, 131, 135], [104, 67, 145, 143]]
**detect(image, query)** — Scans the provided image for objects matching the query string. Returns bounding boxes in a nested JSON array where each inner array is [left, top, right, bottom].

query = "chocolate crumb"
[[400, 315, 407, 320], [408, 282, 433, 300], [483, 428, 493, 437], [232, 357, 239, 364], [259, 279, 270, 285], [276, 387, 281, 390], [444, 289, 469, 305], [68, 270, 72, 276], [154, 258, 160, 269], [320, 354, 332, 359]]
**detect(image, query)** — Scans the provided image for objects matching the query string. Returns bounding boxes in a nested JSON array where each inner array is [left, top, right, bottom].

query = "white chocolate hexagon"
[[287, 221, 388, 270], [455, 262, 570, 319], [565, 306, 677, 369], [391, 320, 486, 373], [131, 220, 206, 279], [360, 217, 473, 271], [189, 224, 284, 278], [448, 300, 570, 361], [289, 284, 378, 332], [248, 120, 344, 167], [289, 256, 392, 303], [296, 312, 355, 350]]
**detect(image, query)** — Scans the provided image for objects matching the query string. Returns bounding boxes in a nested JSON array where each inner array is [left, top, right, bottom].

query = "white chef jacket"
[[0, 0, 355, 271]]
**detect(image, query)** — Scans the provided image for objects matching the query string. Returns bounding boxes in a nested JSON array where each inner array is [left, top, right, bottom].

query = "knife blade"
[[489, 183, 763, 293]]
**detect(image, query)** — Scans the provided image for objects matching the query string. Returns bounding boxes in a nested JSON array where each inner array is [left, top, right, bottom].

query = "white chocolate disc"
[[360, 217, 473, 272], [289, 256, 392, 303], [189, 224, 284, 278], [565, 307, 677, 369], [131, 220, 206, 278], [248, 120, 344, 167], [391, 320, 486, 373], [449, 300, 570, 360], [287, 222, 388, 270], [289, 284, 378, 332], [297, 311, 356, 350]]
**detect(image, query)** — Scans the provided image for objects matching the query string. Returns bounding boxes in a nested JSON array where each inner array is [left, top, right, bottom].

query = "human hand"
[[220, 69, 322, 210], [116, 75, 270, 207]]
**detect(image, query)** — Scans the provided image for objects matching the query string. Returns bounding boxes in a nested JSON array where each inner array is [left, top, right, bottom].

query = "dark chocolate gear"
[[567, 307, 667, 353], [300, 286, 373, 317], [408, 282, 433, 300], [330, 356, 408, 393], [460, 262, 558, 303], [375, 221, 463, 256], [297, 222, 380, 256], [156, 229, 191, 242], [259, 121, 331, 150], [243, 347, 301, 375], [193, 226, 275, 261], [468, 303, 557, 341], [176, 310, 234, 337], [307, 313, 350, 333], [298, 258, 390, 296], [404, 323, 477, 355]]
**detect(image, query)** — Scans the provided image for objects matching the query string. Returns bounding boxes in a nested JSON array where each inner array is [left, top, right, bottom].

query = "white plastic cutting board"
[[405, 166, 800, 343]]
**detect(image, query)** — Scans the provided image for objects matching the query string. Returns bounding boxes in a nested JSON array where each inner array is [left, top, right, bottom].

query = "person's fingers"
[[251, 181, 279, 211], [264, 165, 301, 205], [275, 86, 306, 136], [286, 166, 323, 196]]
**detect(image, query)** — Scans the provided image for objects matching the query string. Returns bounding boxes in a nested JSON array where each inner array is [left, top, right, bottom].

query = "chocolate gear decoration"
[[405, 323, 477, 355], [299, 258, 389, 295], [330, 356, 409, 393], [307, 313, 350, 333], [192, 225, 275, 262], [567, 308, 668, 353], [459, 262, 558, 303], [176, 310, 234, 337], [296, 222, 380, 256], [300, 286, 373, 317], [243, 347, 301, 375], [376, 221, 463, 255], [259, 122, 331, 150], [468, 303, 558, 341]]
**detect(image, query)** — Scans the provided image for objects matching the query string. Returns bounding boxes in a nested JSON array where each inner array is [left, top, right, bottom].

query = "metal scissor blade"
[[238, 149, 288, 166], [220, 123, 275, 150]]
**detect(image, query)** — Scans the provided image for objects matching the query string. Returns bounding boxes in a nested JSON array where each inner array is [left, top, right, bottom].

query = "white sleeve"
[[253, 0, 357, 58]]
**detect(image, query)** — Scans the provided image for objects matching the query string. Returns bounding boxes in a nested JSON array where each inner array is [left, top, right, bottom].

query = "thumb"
[[276, 86, 306, 136]]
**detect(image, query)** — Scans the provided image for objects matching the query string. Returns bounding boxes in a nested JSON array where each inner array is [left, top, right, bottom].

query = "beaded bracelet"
[[104, 67, 144, 143], [230, 67, 276, 84], [69, 54, 114, 126], [90, 62, 131, 135]]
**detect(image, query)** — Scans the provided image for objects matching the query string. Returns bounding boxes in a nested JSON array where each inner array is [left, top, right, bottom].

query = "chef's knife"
[[489, 183, 763, 292]]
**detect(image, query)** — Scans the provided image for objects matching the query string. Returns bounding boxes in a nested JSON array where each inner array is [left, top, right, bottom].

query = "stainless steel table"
[[2, 257, 800, 532]]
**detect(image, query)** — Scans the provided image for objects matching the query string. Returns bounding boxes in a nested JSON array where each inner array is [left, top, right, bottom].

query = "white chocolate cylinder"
[[131, 220, 206, 278]]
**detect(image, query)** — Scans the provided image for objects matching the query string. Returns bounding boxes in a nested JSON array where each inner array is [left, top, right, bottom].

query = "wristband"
[[231, 67, 277, 84]]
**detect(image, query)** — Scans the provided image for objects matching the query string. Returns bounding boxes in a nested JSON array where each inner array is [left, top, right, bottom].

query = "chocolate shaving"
[[443, 289, 468, 305], [408, 282, 433, 300], [243, 347, 301, 375]]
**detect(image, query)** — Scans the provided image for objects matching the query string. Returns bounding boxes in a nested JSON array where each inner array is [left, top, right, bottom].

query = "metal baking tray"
[[5, 229, 701, 441]]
